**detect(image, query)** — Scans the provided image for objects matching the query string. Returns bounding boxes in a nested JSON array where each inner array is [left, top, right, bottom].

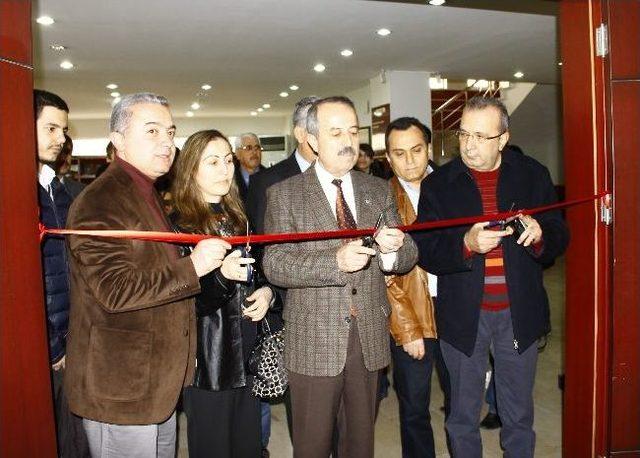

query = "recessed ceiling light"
[[514, 71, 524, 78], [558, 62, 563, 66], [111, 97, 122, 107], [340, 49, 353, 57], [313, 63, 326, 73], [106, 83, 118, 90], [201, 84, 212, 90], [59, 60, 74, 70], [191, 102, 201, 110], [50, 44, 67, 51], [289, 85, 299, 91], [257, 108, 264, 112], [376, 28, 392, 37], [428, 0, 446, 5], [36, 16, 55, 26], [186, 111, 194, 117], [250, 111, 258, 116], [262, 104, 271, 109], [279, 91, 289, 98], [110, 91, 121, 98]]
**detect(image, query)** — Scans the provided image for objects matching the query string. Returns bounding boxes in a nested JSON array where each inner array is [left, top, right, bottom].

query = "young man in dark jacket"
[[413, 96, 568, 458], [35, 89, 89, 457]]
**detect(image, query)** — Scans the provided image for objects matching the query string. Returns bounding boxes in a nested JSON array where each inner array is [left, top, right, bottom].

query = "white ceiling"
[[32, 0, 558, 120]]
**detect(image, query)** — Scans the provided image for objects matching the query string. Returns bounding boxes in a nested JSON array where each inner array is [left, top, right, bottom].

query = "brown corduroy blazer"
[[262, 165, 418, 376], [64, 161, 201, 425], [387, 177, 437, 345]]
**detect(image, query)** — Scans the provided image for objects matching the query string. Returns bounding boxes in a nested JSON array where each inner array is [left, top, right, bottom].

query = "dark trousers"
[[52, 368, 90, 458], [183, 385, 261, 458], [391, 337, 450, 458], [288, 319, 379, 458], [441, 308, 538, 458]]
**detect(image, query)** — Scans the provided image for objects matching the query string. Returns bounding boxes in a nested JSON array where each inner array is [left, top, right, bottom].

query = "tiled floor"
[[178, 257, 565, 457]]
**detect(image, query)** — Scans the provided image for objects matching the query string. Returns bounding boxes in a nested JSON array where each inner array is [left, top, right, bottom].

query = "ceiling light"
[[376, 28, 392, 37], [201, 84, 212, 90], [279, 91, 289, 98], [313, 63, 326, 73], [558, 62, 563, 66], [59, 60, 74, 70], [257, 108, 264, 112], [428, 0, 446, 5], [514, 71, 524, 79], [36, 16, 55, 26], [190, 102, 201, 110], [289, 85, 299, 91], [186, 111, 194, 117], [106, 83, 118, 90], [110, 91, 121, 98], [250, 111, 258, 116], [50, 44, 67, 51], [429, 76, 447, 89], [262, 104, 271, 109], [340, 49, 353, 57]]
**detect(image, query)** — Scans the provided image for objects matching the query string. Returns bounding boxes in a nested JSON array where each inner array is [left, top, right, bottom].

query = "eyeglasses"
[[455, 129, 505, 144], [240, 145, 262, 152]]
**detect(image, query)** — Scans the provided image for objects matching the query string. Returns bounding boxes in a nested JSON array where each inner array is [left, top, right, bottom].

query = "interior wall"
[[507, 83, 564, 185]]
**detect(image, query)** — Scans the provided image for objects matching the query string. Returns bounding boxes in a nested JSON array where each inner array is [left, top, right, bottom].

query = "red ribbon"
[[40, 191, 610, 246]]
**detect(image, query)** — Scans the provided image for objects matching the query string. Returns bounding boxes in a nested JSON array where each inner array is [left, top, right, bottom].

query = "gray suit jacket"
[[262, 165, 418, 376]]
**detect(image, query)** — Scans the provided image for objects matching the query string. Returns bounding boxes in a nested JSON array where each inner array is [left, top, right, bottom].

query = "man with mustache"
[[35, 89, 90, 457], [413, 96, 568, 457], [262, 96, 418, 458], [234, 132, 266, 203]]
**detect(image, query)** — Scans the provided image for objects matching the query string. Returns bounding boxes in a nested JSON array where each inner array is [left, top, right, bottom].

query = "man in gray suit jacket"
[[263, 96, 418, 458]]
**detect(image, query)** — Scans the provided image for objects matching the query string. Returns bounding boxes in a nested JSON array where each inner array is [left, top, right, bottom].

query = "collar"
[[38, 164, 57, 189], [294, 149, 313, 173], [314, 159, 353, 188], [447, 147, 514, 183], [115, 156, 156, 196]]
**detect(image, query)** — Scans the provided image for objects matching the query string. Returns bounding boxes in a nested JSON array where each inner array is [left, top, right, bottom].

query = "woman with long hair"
[[171, 129, 275, 457]]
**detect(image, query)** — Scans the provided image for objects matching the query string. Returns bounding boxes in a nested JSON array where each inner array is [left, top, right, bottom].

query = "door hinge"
[[596, 23, 609, 57], [600, 194, 612, 226]]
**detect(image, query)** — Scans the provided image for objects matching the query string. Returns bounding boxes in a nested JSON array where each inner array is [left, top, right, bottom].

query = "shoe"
[[480, 412, 502, 430], [261, 448, 270, 458]]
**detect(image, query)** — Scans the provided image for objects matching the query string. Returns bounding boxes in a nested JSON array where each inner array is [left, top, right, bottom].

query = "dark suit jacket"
[[246, 152, 303, 234], [65, 161, 201, 424], [413, 148, 569, 356], [234, 161, 265, 205], [262, 164, 418, 376]]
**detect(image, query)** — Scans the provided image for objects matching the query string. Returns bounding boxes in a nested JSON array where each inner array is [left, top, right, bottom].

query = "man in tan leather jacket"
[[385, 117, 450, 458]]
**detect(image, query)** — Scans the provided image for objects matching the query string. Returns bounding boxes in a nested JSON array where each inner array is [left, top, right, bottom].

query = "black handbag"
[[248, 319, 288, 398]]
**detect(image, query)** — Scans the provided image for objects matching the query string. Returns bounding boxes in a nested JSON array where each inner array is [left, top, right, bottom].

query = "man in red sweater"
[[413, 96, 568, 457]]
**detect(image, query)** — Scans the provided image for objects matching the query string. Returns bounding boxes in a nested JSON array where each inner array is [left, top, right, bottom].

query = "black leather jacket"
[[193, 266, 276, 391]]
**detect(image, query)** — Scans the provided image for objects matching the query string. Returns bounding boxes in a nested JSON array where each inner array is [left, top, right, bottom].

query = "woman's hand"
[[242, 286, 272, 321], [220, 249, 255, 282]]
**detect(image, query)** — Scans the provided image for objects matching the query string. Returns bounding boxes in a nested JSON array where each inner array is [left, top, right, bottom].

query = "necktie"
[[331, 179, 356, 229]]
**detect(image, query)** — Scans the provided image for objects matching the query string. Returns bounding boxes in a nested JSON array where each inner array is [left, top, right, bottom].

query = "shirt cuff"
[[380, 251, 397, 271]]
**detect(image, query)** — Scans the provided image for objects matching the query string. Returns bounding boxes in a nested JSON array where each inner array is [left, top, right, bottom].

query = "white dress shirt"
[[39, 164, 57, 201], [315, 160, 396, 270], [294, 149, 313, 173], [397, 172, 438, 298]]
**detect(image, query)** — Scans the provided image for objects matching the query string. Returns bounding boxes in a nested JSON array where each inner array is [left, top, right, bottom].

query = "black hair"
[[385, 117, 432, 152], [34, 89, 69, 119]]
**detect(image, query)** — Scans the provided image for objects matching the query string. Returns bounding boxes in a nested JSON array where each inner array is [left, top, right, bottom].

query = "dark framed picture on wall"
[[358, 126, 371, 145]]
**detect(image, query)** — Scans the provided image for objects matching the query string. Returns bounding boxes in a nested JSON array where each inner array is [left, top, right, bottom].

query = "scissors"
[[362, 212, 385, 248], [240, 221, 254, 284]]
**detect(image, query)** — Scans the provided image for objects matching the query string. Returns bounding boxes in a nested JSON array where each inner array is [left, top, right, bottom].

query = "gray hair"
[[234, 132, 260, 151], [292, 96, 321, 129], [464, 96, 510, 133], [306, 96, 356, 136], [110, 92, 170, 133]]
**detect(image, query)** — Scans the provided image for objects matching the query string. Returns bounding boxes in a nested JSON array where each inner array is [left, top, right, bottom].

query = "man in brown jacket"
[[385, 117, 450, 458], [65, 93, 230, 457]]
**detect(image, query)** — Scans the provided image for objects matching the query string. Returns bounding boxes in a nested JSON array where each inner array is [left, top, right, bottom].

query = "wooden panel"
[[559, 1, 611, 457], [608, 0, 640, 79], [610, 81, 640, 452], [0, 0, 33, 64], [0, 1, 58, 455]]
